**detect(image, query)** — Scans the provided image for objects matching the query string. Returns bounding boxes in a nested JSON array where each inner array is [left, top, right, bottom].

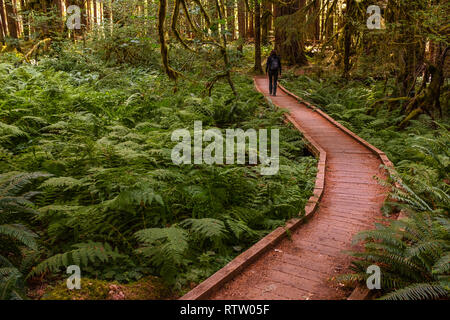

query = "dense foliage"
[[0, 48, 316, 298]]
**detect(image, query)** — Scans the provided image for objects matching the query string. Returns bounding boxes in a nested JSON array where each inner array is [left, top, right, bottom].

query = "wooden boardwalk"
[[182, 76, 388, 300]]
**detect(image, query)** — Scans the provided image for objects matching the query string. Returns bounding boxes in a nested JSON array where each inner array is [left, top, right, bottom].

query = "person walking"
[[265, 50, 282, 96]]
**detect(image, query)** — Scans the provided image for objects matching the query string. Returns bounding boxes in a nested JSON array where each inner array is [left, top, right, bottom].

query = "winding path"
[[182, 76, 389, 300]]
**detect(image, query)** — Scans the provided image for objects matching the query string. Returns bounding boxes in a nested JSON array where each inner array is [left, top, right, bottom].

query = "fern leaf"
[[380, 282, 449, 300], [180, 218, 229, 241], [432, 253, 450, 275], [39, 177, 81, 190], [0, 224, 38, 250], [28, 242, 125, 277], [135, 227, 188, 265]]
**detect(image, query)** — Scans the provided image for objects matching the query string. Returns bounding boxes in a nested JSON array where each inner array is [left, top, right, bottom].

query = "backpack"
[[270, 57, 279, 71]]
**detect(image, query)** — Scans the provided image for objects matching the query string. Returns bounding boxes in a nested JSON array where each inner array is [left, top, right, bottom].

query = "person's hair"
[[270, 50, 277, 56]]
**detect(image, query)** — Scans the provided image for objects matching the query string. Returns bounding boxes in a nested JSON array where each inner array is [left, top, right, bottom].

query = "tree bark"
[[0, 12, 4, 43], [343, 0, 354, 78], [247, 0, 253, 38], [0, 0, 7, 41], [253, 0, 262, 73], [226, 0, 235, 40], [237, 0, 245, 38], [5, 0, 17, 38], [261, 0, 270, 45]]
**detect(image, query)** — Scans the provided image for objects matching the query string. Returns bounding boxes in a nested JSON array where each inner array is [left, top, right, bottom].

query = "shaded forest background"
[[1, 0, 448, 124]]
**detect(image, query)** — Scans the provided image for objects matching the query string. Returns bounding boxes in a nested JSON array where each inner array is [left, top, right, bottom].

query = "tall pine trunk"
[[253, 0, 262, 73], [237, 0, 246, 52], [0, 0, 7, 41], [247, 1, 254, 38], [226, 0, 235, 40], [5, 0, 18, 38], [343, 0, 354, 78], [237, 0, 246, 38], [261, 0, 270, 45], [0, 12, 4, 43]]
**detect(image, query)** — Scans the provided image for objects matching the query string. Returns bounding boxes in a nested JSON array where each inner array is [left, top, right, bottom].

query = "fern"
[[135, 227, 188, 263], [0, 122, 28, 144], [29, 242, 125, 277], [135, 227, 188, 283], [180, 218, 229, 243], [0, 224, 38, 251], [0, 172, 50, 299], [0, 267, 26, 300], [380, 282, 448, 300], [0, 60, 317, 292], [342, 209, 450, 299], [39, 177, 81, 190], [432, 253, 450, 275], [0, 172, 51, 200]]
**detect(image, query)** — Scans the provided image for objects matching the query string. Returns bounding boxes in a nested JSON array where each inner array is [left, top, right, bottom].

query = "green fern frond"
[[135, 227, 188, 265], [0, 224, 38, 250], [432, 253, 450, 275], [0, 172, 52, 197], [180, 218, 229, 242], [28, 241, 125, 277], [39, 177, 81, 190], [406, 240, 446, 260], [0, 122, 28, 140], [380, 282, 449, 300], [352, 228, 405, 248], [224, 217, 259, 240], [0, 267, 25, 300], [336, 272, 365, 284], [105, 181, 164, 211]]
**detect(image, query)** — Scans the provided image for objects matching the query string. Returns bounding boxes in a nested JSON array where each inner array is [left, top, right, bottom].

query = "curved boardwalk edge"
[[180, 77, 395, 300], [278, 85, 398, 300], [179, 80, 327, 301]]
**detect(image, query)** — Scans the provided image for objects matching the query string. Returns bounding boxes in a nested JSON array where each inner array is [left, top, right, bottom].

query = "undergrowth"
[[0, 50, 317, 298]]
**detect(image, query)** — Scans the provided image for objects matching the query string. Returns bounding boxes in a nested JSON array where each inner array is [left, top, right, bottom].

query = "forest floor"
[[186, 76, 389, 300]]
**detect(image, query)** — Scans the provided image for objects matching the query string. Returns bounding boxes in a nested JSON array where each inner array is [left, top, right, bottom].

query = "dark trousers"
[[268, 71, 278, 95]]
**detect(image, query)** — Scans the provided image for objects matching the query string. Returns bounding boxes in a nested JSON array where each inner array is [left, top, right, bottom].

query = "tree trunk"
[[314, 0, 319, 41], [326, 1, 334, 41], [274, 0, 307, 65], [20, 0, 29, 39], [80, 0, 88, 38], [87, 0, 92, 31], [237, 0, 245, 39], [226, 0, 235, 40], [55, 0, 64, 33], [94, 0, 98, 27], [0, 12, 4, 43], [5, 0, 18, 38], [103, 0, 113, 35], [0, 0, 7, 41], [386, 0, 426, 98], [343, 0, 354, 78], [253, 0, 262, 73], [247, 0, 254, 38], [13, 0, 19, 36], [261, 0, 270, 45]]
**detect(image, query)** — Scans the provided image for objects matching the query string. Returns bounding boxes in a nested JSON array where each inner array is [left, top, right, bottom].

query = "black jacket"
[[266, 55, 282, 75]]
